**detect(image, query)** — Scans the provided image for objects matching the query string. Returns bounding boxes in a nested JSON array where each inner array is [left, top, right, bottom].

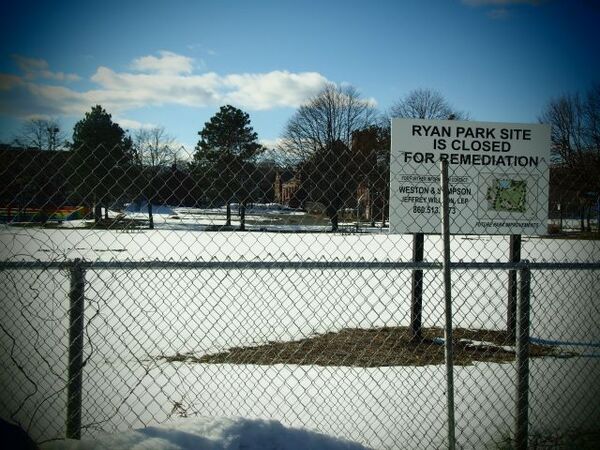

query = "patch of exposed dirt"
[[159, 326, 557, 367]]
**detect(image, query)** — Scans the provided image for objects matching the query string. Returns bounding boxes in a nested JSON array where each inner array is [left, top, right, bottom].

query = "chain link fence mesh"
[[1, 141, 599, 449]]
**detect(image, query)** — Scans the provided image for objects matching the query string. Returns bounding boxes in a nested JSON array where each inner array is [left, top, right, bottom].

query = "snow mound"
[[40, 417, 369, 450]]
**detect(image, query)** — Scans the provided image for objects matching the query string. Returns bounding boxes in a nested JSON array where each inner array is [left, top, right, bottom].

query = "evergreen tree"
[[193, 105, 263, 229], [70, 105, 134, 222]]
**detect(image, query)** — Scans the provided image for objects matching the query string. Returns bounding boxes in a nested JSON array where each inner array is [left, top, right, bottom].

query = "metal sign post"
[[515, 265, 531, 449], [410, 232, 424, 341], [507, 234, 522, 342], [440, 159, 456, 450]]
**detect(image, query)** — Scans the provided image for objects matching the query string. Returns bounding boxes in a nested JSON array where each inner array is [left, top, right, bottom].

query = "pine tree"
[[70, 105, 134, 223], [193, 105, 263, 229]]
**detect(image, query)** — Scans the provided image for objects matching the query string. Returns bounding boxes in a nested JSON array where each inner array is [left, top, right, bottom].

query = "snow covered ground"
[[0, 219, 599, 449], [121, 204, 330, 233]]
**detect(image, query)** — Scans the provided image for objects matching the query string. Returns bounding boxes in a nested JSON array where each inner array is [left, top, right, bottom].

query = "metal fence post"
[[507, 234, 522, 342], [440, 159, 456, 450], [410, 232, 424, 341], [66, 258, 86, 440], [515, 264, 531, 450]]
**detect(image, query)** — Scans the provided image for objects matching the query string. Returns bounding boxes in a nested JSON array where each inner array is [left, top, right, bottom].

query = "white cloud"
[[88, 66, 223, 110], [114, 117, 157, 130], [42, 71, 81, 82], [0, 73, 24, 90], [12, 54, 80, 82], [259, 137, 285, 149], [364, 97, 378, 108], [130, 50, 194, 75], [222, 71, 330, 110], [13, 55, 48, 72], [0, 51, 332, 118]]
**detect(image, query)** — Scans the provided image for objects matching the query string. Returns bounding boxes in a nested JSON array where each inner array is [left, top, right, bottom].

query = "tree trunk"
[[559, 204, 563, 232], [370, 197, 375, 227], [331, 211, 339, 232], [239, 201, 246, 231], [225, 202, 231, 227], [148, 202, 154, 230], [586, 205, 591, 232], [597, 198, 600, 233], [94, 204, 102, 224]]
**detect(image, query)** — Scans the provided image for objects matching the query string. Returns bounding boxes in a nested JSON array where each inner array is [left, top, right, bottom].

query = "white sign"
[[389, 118, 551, 235]]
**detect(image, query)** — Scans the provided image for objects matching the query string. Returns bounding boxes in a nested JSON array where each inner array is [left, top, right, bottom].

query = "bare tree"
[[280, 84, 376, 231], [132, 126, 177, 229], [133, 126, 177, 168], [389, 88, 468, 120], [14, 118, 67, 150], [540, 86, 600, 166], [540, 84, 600, 231], [585, 84, 600, 153], [280, 83, 377, 161]]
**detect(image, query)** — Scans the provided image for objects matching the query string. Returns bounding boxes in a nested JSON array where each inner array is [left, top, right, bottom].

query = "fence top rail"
[[0, 259, 599, 271]]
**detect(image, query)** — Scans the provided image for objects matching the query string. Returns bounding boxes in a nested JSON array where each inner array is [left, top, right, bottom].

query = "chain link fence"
[[1, 140, 599, 449]]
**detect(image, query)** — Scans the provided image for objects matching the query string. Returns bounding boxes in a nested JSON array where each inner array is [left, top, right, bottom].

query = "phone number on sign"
[[413, 205, 456, 214]]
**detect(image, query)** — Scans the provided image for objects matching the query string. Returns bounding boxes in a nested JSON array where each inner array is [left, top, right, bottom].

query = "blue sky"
[[1, 0, 598, 155]]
